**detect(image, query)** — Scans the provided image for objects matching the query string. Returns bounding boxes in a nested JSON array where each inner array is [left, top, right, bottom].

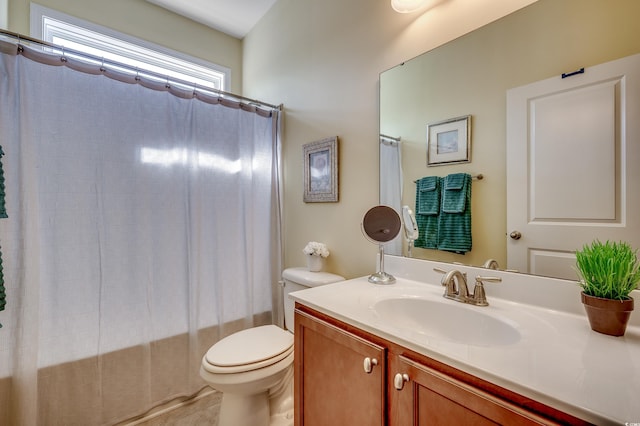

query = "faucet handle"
[[472, 276, 502, 306], [433, 268, 454, 294], [475, 276, 502, 284]]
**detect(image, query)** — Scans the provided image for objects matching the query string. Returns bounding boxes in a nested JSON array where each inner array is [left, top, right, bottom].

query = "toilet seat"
[[203, 325, 293, 374]]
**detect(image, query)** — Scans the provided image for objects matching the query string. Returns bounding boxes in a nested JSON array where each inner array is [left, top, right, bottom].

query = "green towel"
[[442, 173, 468, 213], [416, 176, 440, 215], [414, 176, 440, 249], [438, 173, 472, 253]]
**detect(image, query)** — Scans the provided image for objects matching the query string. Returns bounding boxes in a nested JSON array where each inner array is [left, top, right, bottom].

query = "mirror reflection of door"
[[506, 53, 640, 280]]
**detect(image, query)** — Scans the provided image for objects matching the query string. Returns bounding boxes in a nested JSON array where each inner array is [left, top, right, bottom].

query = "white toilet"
[[200, 267, 344, 426]]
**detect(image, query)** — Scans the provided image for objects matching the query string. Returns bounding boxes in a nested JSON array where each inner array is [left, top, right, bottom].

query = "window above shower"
[[30, 3, 230, 91]]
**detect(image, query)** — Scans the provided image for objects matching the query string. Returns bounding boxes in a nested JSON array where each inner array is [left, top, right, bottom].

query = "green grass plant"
[[575, 240, 640, 300]]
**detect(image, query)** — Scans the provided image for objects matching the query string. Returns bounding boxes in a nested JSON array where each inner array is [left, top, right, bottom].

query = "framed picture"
[[427, 115, 471, 166], [303, 136, 338, 203]]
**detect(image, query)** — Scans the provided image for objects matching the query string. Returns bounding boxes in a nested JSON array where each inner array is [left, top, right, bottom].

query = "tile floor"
[[124, 389, 222, 426]]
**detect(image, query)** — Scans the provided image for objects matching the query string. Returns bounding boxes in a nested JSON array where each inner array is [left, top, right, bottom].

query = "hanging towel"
[[416, 177, 440, 215], [414, 176, 441, 249], [438, 173, 472, 253], [441, 173, 468, 213]]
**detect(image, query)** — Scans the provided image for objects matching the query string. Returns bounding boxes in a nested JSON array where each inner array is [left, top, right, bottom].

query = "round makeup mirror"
[[362, 205, 401, 284]]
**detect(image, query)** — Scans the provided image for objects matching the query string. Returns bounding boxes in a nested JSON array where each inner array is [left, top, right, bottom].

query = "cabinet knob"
[[363, 357, 378, 374], [393, 373, 410, 390]]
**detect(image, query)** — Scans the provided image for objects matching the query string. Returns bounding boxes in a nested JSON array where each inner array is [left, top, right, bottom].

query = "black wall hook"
[[562, 67, 585, 79]]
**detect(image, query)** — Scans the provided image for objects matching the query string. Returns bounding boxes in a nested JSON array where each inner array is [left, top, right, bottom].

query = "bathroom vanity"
[[291, 256, 640, 425]]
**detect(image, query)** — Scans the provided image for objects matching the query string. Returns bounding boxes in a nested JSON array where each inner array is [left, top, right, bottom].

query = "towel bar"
[[414, 174, 483, 183]]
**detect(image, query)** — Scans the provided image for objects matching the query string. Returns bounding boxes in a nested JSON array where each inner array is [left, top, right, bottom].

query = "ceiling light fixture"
[[391, 0, 429, 13]]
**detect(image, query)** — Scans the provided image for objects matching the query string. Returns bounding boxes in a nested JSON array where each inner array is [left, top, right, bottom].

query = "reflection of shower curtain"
[[0, 41, 282, 424], [379, 137, 403, 255]]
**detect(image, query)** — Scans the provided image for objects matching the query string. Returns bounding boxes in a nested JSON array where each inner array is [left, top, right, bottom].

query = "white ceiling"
[[146, 0, 278, 39]]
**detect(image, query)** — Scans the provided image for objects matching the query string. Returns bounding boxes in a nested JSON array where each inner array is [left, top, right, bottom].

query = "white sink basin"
[[372, 297, 521, 346]]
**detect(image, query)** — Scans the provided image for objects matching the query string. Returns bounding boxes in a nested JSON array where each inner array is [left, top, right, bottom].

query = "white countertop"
[[290, 257, 640, 425]]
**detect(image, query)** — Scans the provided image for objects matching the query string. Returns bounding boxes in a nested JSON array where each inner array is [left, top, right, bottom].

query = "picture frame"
[[303, 136, 338, 203], [427, 115, 471, 166]]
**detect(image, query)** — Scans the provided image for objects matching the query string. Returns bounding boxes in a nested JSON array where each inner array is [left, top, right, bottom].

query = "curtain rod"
[[380, 134, 401, 142], [380, 134, 401, 147], [0, 29, 282, 112]]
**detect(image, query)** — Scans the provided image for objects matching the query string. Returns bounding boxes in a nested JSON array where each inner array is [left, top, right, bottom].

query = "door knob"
[[393, 373, 410, 390], [363, 357, 378, 374], [509, 230, 522, 240]]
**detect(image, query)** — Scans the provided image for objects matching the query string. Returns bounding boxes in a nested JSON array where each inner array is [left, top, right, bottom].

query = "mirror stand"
[[369, 244, 395, 284]]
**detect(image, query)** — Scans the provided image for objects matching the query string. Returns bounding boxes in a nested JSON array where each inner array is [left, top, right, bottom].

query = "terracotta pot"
[[581, 292, 634, 336]]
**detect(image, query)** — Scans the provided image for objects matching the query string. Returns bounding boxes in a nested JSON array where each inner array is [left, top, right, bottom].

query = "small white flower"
[[303, 241, 330, 258]]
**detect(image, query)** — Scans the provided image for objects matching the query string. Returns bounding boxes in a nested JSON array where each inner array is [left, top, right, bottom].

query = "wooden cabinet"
[[295, 305, 590, 426], [294, 309, 386, 425], [389, 355, 556, 425]]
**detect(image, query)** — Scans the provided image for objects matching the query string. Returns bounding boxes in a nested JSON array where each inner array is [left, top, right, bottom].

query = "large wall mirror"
[[380, 0, 640, 278]]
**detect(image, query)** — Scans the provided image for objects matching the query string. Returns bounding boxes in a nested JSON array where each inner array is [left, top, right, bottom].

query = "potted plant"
[[575, 240, 640, 336]]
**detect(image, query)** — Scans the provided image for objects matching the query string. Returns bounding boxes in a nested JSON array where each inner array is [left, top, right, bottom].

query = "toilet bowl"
[[199, 267, 344, 426], [200, 325, 294, 426]]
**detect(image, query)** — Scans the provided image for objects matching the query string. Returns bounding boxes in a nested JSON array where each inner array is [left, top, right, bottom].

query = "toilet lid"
[[205, 325, 293, 369]]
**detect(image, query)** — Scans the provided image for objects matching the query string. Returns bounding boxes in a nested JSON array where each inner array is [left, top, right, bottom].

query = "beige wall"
[[243, 0, 536, 278], [7, 0, 243, 93]]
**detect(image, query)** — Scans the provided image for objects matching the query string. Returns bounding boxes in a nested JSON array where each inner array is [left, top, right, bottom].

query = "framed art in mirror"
[[303, 136, 338, 203], [427, 115, 471, 166]]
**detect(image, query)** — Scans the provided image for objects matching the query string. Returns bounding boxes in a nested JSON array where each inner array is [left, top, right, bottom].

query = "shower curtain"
[[0, 40, 282, 425], [379, 137, 403, 256]]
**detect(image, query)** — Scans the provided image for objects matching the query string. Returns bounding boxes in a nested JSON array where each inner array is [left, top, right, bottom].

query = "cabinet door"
[[295, 310, 386, 426], [390, 355, 557, 426]]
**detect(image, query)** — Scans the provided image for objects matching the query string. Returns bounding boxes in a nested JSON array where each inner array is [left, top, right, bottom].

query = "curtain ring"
[[100, 57, 106, 73], [165, 77, 170, 89], [135, 68, 140, 82], [60, 46, 67, 63], [193, 82, 198, 98]]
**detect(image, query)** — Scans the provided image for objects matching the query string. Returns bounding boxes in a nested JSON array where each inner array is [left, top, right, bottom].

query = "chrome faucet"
[[482, 259, 500, 270], [434, 268, 502, 306], [438, 269, 469, 302]]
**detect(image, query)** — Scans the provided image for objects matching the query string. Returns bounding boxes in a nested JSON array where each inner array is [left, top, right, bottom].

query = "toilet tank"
[[281, 267, 344, 332]]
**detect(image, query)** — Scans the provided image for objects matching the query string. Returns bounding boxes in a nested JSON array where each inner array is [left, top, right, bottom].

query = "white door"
[[506, 53, 640, 280]]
